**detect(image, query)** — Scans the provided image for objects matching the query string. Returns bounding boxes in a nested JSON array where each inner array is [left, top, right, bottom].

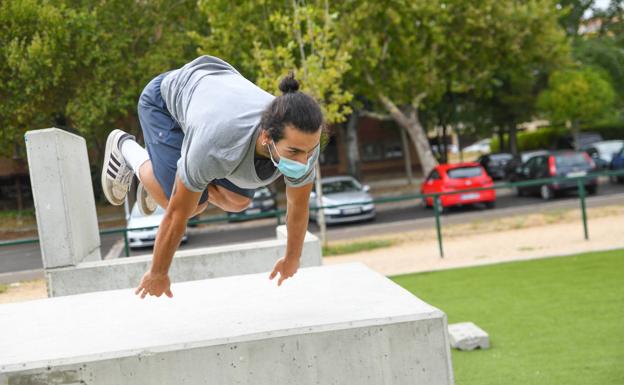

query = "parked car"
[[477, 153, 513, 180], [463, 138, 491, 154], [420, 163, 496, 212], [582, 140, 624, 170], [127, 204, 188, 249], [227, 186, 277, 221], [512, 151, 598, 200], [309, 176, 375, 224], [505, 150, 549, 182], [557, 132, 603, 150], [610, 147, 624, 183]]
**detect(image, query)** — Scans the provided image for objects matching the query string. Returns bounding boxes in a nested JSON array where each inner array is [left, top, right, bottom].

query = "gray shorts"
[[137, 72, 255, 205]]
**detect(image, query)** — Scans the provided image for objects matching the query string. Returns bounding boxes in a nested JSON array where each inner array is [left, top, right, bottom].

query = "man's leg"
[[138, 160, 208, 217], [206, 184, 252, 212]]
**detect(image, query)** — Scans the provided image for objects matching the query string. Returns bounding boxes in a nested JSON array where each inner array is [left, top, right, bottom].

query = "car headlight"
[[362, 203, 375, 211], [323, 208, 341, 215]]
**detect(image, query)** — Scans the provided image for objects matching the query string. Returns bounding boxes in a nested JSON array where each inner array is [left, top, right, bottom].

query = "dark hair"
[[260, 72, 324, 142]]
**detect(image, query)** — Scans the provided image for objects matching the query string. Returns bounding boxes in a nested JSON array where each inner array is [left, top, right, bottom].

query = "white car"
[[126, 203, 188, 249], [463, 138, 491, 154], [309, 176, 376, 225], [582, 140, 624, 169]]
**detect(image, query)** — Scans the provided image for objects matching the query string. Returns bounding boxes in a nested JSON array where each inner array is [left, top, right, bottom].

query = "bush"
[[491, 119, 624, 152], [491, 127, 566, 152]]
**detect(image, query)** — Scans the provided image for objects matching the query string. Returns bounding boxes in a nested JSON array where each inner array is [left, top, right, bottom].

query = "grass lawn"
[[391, 249, 624, 385]]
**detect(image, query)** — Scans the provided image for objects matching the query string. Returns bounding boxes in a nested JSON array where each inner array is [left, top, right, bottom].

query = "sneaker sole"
[[101, 129, 126, 206], [137, 183, 157, 216]]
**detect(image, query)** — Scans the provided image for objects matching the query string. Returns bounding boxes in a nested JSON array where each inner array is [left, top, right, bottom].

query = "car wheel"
[[540, 185, 554, 200], [485, 201, 496, 209], [586, 185, 598, 195]]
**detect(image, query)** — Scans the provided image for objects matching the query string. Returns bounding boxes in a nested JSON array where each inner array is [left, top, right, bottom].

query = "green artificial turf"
[[391, 249, 624, 385]]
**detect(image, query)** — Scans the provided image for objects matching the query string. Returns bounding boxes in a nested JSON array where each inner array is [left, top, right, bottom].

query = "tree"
[[538, 67, 616, 147], [573, 36, 624, 106], [338, 0, 568, 174], [196, 0, 352, 125], [0, 0, 204, 164], [557, 0, 595, 36]]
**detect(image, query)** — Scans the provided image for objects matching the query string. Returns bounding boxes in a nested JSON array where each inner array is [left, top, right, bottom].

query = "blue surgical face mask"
[[267, 140, 314, 179]]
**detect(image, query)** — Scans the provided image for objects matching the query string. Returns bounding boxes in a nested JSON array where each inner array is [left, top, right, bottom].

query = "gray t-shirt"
[[160, 55, 318, 192]]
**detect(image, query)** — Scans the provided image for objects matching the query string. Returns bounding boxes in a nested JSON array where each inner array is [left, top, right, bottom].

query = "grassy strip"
[[322, 239, 396, 256], [0, 284, 7, 294], [391, 249, 624, 385]]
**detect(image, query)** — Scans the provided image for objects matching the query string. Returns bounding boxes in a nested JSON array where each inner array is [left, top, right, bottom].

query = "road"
[[1, 182, 622, 280]]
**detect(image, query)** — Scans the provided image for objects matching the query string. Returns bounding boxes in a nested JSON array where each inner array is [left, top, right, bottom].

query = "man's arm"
[[135, 174, 202, 298], [269, 182, 313, 286], [284, 182, 313, 259]]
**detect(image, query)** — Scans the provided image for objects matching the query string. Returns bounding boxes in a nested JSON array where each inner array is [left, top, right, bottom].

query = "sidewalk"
[[323, 208, 624, 276]]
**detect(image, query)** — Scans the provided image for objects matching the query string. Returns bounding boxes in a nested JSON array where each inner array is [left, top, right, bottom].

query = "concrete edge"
[[0, 310, 446, 374]]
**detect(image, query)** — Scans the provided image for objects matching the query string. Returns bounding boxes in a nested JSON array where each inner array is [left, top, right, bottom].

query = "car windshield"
[[447, 167, 483, 179], [321, 180, 361, 194], [555, 153, 589, 168]]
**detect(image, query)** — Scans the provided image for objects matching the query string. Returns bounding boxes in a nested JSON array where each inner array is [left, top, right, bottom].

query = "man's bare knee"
[[227, 198, 252, 212]]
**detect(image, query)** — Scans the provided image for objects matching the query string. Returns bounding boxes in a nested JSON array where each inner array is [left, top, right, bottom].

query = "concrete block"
[[448, 322, 490, 351], [276, 224, 288, 239], [0, 263, 454, 385], [46, 234, 322, 297], [25, 128, 101, 268]]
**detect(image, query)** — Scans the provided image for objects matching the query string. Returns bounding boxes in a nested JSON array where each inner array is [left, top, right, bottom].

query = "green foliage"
[[196, 0, 352, 125], [490, 119, 624, 152], [538, 67, 616, 124], [0, 0, 204, 159], [491, 126, 566, 152], [573, 36, 624, 103]]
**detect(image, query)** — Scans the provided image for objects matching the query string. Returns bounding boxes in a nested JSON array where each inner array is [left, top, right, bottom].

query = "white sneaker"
[[101, 129, 135, 206], [136, 182, 158, 216]]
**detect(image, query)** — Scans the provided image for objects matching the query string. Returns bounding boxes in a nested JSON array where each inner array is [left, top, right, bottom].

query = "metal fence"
[[1, 169, 623, 259]]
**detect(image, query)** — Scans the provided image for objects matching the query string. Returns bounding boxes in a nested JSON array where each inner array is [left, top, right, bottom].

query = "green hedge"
[[491, 120, 624, 152]]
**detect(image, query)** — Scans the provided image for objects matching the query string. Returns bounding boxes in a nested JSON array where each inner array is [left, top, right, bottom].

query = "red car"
[[421, 162, 496, 211]]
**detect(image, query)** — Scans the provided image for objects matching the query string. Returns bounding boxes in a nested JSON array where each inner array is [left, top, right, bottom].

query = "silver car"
[[309, 176, 376, 224], [126, 203, 188, 249]]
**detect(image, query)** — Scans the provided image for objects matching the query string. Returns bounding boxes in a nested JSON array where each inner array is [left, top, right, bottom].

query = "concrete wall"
[[46, 231, 322, 297], [0, 263, 454, 385], [25, 128, 101, 268]]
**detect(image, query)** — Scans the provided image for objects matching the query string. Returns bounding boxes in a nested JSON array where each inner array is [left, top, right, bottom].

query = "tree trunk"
[[399, 127, 413, 184], [441, 124, 449, 164], [572, 120, 581, 150], [508, 123, 518, 156], [344, 110, 361, 179], [314, 162, 327, 247], [378, 94, 438, 176], [498, 127, 506, 152]]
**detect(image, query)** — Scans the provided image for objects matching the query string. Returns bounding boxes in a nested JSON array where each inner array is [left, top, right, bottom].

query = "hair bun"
[[278, 72, 300, 94]]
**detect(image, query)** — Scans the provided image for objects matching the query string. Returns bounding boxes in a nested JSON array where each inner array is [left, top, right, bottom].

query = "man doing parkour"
[[100, 55, 323, 299]]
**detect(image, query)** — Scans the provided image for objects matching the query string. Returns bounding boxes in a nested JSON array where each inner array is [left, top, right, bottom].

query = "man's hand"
[[269, 257, 300, 286], [135, 271, 173, 299]]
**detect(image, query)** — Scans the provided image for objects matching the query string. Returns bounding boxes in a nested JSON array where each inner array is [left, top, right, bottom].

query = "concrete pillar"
[[25, 128, 101, 269]]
